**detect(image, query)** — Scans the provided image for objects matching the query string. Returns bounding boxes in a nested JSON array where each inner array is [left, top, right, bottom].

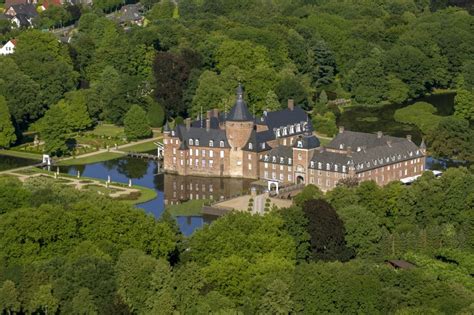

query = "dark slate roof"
[[163, 121, 171, 132], [227, 84, 253, 122], [327, 131, 408, 151], [264, 106, 312, 135], [174, 125, 230, 148], [8, 4, 37, 17], [293, 134, 320, 149], [243, 129, 273, 152], [310, 132, 423, 173], [261, 146, 293, 165], [191, 116, 220, 129], [14, 14, 32, 27]]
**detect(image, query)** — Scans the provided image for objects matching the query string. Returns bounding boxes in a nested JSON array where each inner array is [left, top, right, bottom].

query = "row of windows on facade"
[[165, 138, 227, 148], [274, 122, 307, 138], [172, 181, 216, 192], [172, 157, 256, 171]]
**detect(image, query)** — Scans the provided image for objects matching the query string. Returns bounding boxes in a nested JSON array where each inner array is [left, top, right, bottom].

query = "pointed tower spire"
[[227, 83, 253, 121]]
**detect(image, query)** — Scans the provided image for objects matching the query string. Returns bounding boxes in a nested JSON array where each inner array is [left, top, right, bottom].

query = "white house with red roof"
[[0, 39, 17, 55]]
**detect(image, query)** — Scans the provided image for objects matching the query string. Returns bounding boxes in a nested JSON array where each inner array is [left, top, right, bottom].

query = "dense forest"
[[0, 167, 473, 313], [0, 0, 473, 157]]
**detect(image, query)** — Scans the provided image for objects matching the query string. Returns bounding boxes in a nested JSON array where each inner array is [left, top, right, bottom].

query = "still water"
[[337, 93, 455, 143], [57, 156, 252, 235], [0, 154, 38, 172]]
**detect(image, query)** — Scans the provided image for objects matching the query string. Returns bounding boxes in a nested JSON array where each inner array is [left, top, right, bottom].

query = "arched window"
[[220, 141, 224, 147], [209, 140, 214, 147], [248, 143, 253, 150], [297, 141, 303, 148], [189, 139, 194, 145], [334, 165, 338, 172]]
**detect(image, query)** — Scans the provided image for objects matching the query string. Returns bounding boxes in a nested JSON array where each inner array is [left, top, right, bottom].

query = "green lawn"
[[0, 150, 43, 160], [57, 152, 125, 166], [166, 199, 210, 216], [123, 139, 162, 152], [87, 124, 124, 137]]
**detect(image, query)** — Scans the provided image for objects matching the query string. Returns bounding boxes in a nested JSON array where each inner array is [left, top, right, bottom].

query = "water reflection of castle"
[[163, 174, 253, 205]]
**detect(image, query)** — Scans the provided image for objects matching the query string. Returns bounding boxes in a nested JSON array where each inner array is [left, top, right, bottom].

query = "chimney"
[[347, 146, 352, 157], [207, 110, 212, 119], [185, 118, 191, 130], [206, 118, 210, 131], [377, 131, 383, 138], [288, 99, 294, 111], [406, 134, 412, 142], [387, 140, 392, 147], [339, 126, 344, 134]]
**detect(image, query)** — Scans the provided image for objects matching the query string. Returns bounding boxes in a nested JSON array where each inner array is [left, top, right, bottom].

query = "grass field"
[[87, 124, 124, 137], [123, 140, 162, 152], [57, 152, 125, 166], [0, 150, 43, 160], [166, 199, 210, 216]]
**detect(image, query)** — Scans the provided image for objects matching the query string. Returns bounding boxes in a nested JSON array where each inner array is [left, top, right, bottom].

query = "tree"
[[278, 206, 311, 262], [124, 105, 152, 141], [13, 30, 78, 107], [71, 288, 98, 315], [461, 60, 474, 90], [0, 96, 16, 149], [63, 91, 92, 131], [427, 116, 474, 160], [347, 57, 387, 104], [0, 280, 20, 315], [258, 279, 293, 314], [0, 58, 43, 129], [153, 51, 191, 116], [312, 112, 338, 137], [293, 184, 323, 208], [191, 70, 230, 117], [338, 205, 382, 257], [386, 74, 410, 104], [302, 199, 354, 261], [116, 249, 158, 314], [28, 284, 59, 315], [147, 99, 165, 128], [147, 0, 176, 20], [36, 102, 74, 156], [264, 90, 282, 111], [454, 88, 474, 122]]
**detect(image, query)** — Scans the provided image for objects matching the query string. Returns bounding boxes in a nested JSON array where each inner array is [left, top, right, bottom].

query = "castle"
[[163, 85, 426, 192]]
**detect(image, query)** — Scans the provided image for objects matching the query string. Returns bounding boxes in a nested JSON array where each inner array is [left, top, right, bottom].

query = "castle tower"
[[225, 84, 254, 177]]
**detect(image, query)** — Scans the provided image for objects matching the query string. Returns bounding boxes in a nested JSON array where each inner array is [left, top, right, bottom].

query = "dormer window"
[[311, 161, 314, 167], [276, 129, 280, 137], [220, 141, 224, 147], [280, 157, 284, 163], [209, 140, 214, 147], [282, 127, 287, 136], [297, 141, 303, 148], [272, 156, 276, 162], [357, 147, 361, 152], [339, 144, 344, 149], [290, 125, 294, 134], [195, 139, 199, 146], [288, 158, 292, 164], [296, 124, 301, 132], [264, 155, 269, 161], [171, 131, 175, 136], [318, 162, 322, 169], [335, 165, 338, 172], [326, 163, 330, 170], [249, 143, 253, 150], [262, 143, 266, 149], [189, 139, 194, 145], [342, 166, 346, 173]]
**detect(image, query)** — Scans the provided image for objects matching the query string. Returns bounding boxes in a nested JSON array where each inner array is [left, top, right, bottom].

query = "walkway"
[[0, 136, 162, 176], [3, 170, 140, 199]]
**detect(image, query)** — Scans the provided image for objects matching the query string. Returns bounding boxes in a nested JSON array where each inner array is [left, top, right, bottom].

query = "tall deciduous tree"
[[0, 280, 21, 315], [71, 288, 98, 315], [28, 284, 59, 315], [37, 102, 73, 156], [0, 96, 16, 149], [124, 105, 152, 141], [302, 199, 354, 261]]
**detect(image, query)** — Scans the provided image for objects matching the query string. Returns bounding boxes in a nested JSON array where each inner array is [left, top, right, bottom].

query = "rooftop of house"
[[6, 3, 38, 17], [118, 3, 144, 22]]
